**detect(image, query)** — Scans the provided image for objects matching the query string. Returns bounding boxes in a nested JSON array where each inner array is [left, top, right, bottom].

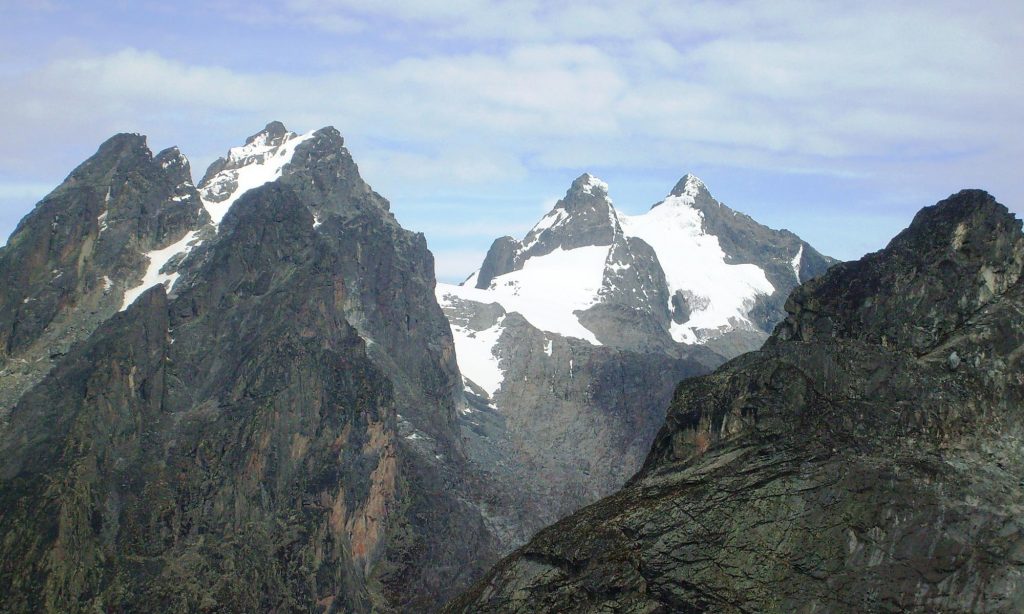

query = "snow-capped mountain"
[[118, 122, 316, 311], [439, 172, 834, 399], [0, 123, 499, 612], [436, 173, 834, 540]]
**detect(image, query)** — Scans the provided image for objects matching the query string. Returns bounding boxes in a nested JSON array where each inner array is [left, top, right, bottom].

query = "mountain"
[[0, 135, 208, 423], [445, 189, 1024, 613], [0, 123, 498, 612], [437, 173, 835, 546]]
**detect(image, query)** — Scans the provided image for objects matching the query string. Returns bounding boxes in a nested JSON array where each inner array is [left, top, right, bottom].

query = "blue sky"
[[1, 1, 1021, 281]]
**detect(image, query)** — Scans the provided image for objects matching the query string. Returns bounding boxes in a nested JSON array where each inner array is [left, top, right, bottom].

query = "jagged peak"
[[648, 173, 716, 213], [572, 172, 609, 196], [669, 173, 707, 197], [311, 125, 343, 141], [245, 120, 290, 145], [154, 146, 189, 169], [226, 124, 300, 165], [776, 188, 1023, 352], [95, 133, 150, 158], [198, 125, 314, 225], [555, 173, 614, 215]]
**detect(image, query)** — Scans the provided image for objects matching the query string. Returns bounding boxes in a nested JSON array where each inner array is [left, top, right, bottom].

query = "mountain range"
[[1, 121, 1018, 613], [437, 170, 833, 542], [446, 188, 1024, 613]]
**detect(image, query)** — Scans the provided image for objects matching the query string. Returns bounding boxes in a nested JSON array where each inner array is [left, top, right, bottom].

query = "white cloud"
[[1, 1, 1022, 262]]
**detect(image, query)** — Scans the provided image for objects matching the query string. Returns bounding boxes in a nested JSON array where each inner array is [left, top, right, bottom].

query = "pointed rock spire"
[[668, 173, 709, 198]]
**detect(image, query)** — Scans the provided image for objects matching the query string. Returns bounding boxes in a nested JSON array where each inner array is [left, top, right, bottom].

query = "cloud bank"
[[1, 1, 1020, 279]]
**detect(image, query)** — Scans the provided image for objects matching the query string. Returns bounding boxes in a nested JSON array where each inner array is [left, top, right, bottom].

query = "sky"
[[1, 1, 1021, 282]]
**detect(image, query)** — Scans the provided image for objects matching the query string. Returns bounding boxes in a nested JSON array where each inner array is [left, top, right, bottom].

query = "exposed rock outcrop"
[[0, 134, 208, 423]]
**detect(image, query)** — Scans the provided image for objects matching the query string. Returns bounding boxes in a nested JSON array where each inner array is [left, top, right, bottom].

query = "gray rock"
[[0, 125, 498, 613], [0, 133, 208, 424]]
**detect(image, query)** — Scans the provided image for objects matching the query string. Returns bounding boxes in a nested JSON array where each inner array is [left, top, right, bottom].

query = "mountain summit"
[[452, 172, 833, 355]]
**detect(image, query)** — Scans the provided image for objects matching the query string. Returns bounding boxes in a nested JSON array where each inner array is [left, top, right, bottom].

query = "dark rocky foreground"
[[445, 189, 1024, 613]]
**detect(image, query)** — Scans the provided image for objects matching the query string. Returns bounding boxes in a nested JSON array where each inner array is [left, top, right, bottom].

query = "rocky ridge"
[[445, 189, 1024, 613], [0, 134, 209, 423], [0, 123, 497, 612]]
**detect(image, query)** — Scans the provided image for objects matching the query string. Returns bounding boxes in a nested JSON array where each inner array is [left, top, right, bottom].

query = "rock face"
[[0, 124, 496, 612], [446, 189, 1024, 613], [0, 134, 208, 422], [438, 173, 834, 550]]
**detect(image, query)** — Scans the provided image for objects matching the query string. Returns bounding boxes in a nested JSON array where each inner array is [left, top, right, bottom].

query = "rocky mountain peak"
[[776, 189, 1024, 353], [0, 130, 206, 416], [559, 172, 614, 213], [569, 172, 610, 197], [198, 123, 310, 224], [668, 173, 709, 199], [197, 123, 386, 229], [472, 173, 621, 289], [0, 122, 498, 612], [153, 146, 193, 185], [245, 120, 290, 145], [523, 172, 619, 250], [93, 132, 149, 160], [655, 173, 716, 214]]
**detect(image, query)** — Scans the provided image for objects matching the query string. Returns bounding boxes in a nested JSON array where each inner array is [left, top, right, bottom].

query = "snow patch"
[[580, 173, 609, 195], [97, 211, 109, 235], [120, 230, 200, 311], [791, 244, 804, 283], [200, 131, 315, 227], [440, 307, 507, 397], [520, 208, 568, 252], [676, 175, 707, 201], [441, 245, 607, 344], [544, 338, 553, 357], [618, 186, 774, 344]]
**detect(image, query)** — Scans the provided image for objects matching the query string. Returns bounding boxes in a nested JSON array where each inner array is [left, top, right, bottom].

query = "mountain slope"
[[436, 173, 834, 548], [0, 135, 208, 422], [445, 189, 1024, 613], [0, 124, 497, 613]]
